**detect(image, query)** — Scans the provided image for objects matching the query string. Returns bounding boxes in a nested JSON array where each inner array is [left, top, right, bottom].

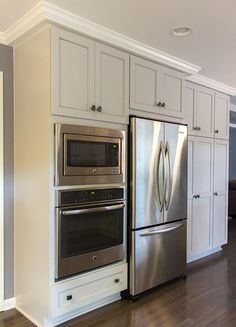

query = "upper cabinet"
[[185, 82, 229, 139], [52, 27, 129, 124], [185, 82, 214, 137], [130, 55, 185, 119], [214, 92, 229, 139]]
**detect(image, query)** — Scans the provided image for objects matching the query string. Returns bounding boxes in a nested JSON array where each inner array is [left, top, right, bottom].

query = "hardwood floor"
[[2, 219, 236, 327]]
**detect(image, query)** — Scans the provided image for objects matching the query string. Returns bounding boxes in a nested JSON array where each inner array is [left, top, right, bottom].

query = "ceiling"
[[1, 0, 236, 90]]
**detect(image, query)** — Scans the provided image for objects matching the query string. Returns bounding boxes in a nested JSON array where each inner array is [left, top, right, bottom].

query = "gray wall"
[[229, 127, 236, 180], [0, 44, 14, 299]]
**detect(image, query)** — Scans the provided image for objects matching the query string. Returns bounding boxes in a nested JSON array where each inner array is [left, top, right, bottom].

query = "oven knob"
[[92, 256, 97, 261], [92, 169, 97, 174]]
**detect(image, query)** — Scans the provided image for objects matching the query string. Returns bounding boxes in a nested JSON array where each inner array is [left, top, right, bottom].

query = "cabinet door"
[[192, 196, 212, 254], [213, 194, 228, 247], [185, 82, 197, 135], [187, 199, 193, 257], [214, 139, 228, 193], [130, 55, 161, 112], [52, 27, 95, 118], [195, 86, 214, 137], [214, 92, 229, 139], [192, 137, 213, 197], [95, 43, 129, 124], [160, 66, 185, 118]]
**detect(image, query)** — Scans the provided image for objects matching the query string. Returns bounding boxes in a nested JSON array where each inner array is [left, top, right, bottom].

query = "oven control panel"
[[59, 188, 124, 206]]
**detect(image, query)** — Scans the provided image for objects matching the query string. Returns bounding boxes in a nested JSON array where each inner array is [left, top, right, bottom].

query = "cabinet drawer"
[[50, 263, 127, 318]]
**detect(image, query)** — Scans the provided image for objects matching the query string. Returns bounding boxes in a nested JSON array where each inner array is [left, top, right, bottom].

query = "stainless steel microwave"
[[54, 123, 126, 186]]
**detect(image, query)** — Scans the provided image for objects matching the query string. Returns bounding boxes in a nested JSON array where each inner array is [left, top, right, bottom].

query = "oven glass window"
[[60, 207, 123, 258], [67, 140, 119, 167]]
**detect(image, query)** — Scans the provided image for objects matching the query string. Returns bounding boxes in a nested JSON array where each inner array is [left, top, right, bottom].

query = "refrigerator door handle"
[[156, 141, 166, 211], [140, 223, 184, 237], [165, 141, 172, 211]]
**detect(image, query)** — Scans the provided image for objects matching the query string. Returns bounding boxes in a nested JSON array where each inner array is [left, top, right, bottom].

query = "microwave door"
[[64, 134, 121, 176]]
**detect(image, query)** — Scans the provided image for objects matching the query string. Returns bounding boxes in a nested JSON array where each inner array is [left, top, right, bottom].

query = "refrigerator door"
[[164, 123, 187, 223], [131, 117, 165, 229], [130, 221, 186, 296]]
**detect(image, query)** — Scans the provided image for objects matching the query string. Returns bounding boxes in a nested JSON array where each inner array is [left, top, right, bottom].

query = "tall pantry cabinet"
[[186, 81, 229, 260]]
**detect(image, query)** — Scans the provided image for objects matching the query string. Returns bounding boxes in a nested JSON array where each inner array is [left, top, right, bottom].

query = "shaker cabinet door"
[[213, 139, 228, 193], [95, 43, 129, 123], [213, 194, 228, 247], [160, 66, 185, 118], [52, 27, 95, 119], [192, 137, 213, 197], [192, 195, 212, 254], [195, 86, 214, 138], [130, 55, 161, 112], [214, 92, 229, 140]]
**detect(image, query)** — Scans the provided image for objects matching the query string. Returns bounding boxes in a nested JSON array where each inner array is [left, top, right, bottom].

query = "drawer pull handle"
[[114, 278, 120, 283], [66, 295, 72, 301]]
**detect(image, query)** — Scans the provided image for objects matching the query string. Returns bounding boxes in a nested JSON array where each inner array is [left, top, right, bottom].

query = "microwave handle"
[[61, 203, 125, 216]]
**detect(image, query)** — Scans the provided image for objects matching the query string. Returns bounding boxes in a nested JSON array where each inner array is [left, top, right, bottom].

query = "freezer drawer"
[[130, 221, 186, 296]]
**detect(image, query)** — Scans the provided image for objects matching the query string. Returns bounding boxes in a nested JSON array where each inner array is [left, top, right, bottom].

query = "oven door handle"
[[61, 203, 125, 216]]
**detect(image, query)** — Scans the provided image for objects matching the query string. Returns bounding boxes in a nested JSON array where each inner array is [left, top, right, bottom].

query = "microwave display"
[[67, 139, 119, 168]]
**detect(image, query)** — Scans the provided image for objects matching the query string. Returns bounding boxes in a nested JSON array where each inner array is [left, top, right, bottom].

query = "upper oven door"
[[64, 134, 121, 176]]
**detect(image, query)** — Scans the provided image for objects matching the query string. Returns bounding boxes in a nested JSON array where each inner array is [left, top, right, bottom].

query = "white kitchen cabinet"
[[192, 195, 212, 255], [188, 136, 213, 198], [52, 27, 129, 123], [214, 91, 229, 139], [212, 139, 228, 247], [130, 55, 185, 118], [185, 82, 214, 137]]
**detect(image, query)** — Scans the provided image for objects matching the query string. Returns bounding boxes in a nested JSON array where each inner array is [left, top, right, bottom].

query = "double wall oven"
[[54, 124, 126, 280]]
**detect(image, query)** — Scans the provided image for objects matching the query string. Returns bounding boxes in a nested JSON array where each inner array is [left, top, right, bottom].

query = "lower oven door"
[[56, 202, 125, 279]]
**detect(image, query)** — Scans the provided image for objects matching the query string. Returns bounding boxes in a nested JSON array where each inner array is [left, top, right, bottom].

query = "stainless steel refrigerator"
[[129, 117, 187, 297]]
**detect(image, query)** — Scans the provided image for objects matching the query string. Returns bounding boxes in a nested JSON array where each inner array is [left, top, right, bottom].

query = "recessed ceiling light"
[[171, 26, 192, 37]]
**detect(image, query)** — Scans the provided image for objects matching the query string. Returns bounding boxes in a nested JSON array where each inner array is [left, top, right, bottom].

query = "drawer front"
[[50, 263, 127, 318]]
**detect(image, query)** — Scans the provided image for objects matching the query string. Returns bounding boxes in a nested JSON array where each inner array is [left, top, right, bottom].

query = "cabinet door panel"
[[160, 67, 185, 118], [192, 196, 212, 254], [185, 82, 196, 134], [52, 27, 95, 118], [95, 43, 129, 123], [215, 92, 229, 139], [213, 194, 227, 247], [130, 56, 160, 112], [214, 140, 228, 193], [187, 199, 193, 257], [193, 137, 213, 196], [187, 138, 194, 199], [196, 86, 214, 137]]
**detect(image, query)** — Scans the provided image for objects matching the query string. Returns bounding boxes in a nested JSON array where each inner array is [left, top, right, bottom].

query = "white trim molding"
[[186, 74, 236, 96], [2, 1, 200, 75], [0, 72, 4, 311], [187, 247, 222, 263]]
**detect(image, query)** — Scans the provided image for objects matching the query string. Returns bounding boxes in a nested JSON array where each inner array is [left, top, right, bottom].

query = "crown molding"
[[42, 1, 200, 75], [4, 1, 45, 45], [0, 32, 6, 45], [186, 74, 236, 96]]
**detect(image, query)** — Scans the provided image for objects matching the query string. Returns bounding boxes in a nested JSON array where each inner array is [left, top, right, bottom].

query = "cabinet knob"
[[193, 195, 200, 199], [161, 102, 165, 107], [193, 127, 197, 131], [91, 105, 96, 111], [198, 127, 201, 131], [157, 102, 162, 107], [97, 106, 102, 112], [215, 130, 219, 134], [114, 278, 120, 283], [66, 295, 72, 301], [214, 192, 218, 196]]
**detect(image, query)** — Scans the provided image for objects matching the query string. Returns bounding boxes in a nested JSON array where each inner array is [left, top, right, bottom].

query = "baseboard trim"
[[3, 297, 15, 311], [187, 246, 222, 263], [16, 305, 43, 327]]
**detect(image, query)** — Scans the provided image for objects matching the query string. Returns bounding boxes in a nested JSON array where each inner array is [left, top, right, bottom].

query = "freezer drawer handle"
[[139, 223, 184, 237], [61, 203, 125, 216]]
